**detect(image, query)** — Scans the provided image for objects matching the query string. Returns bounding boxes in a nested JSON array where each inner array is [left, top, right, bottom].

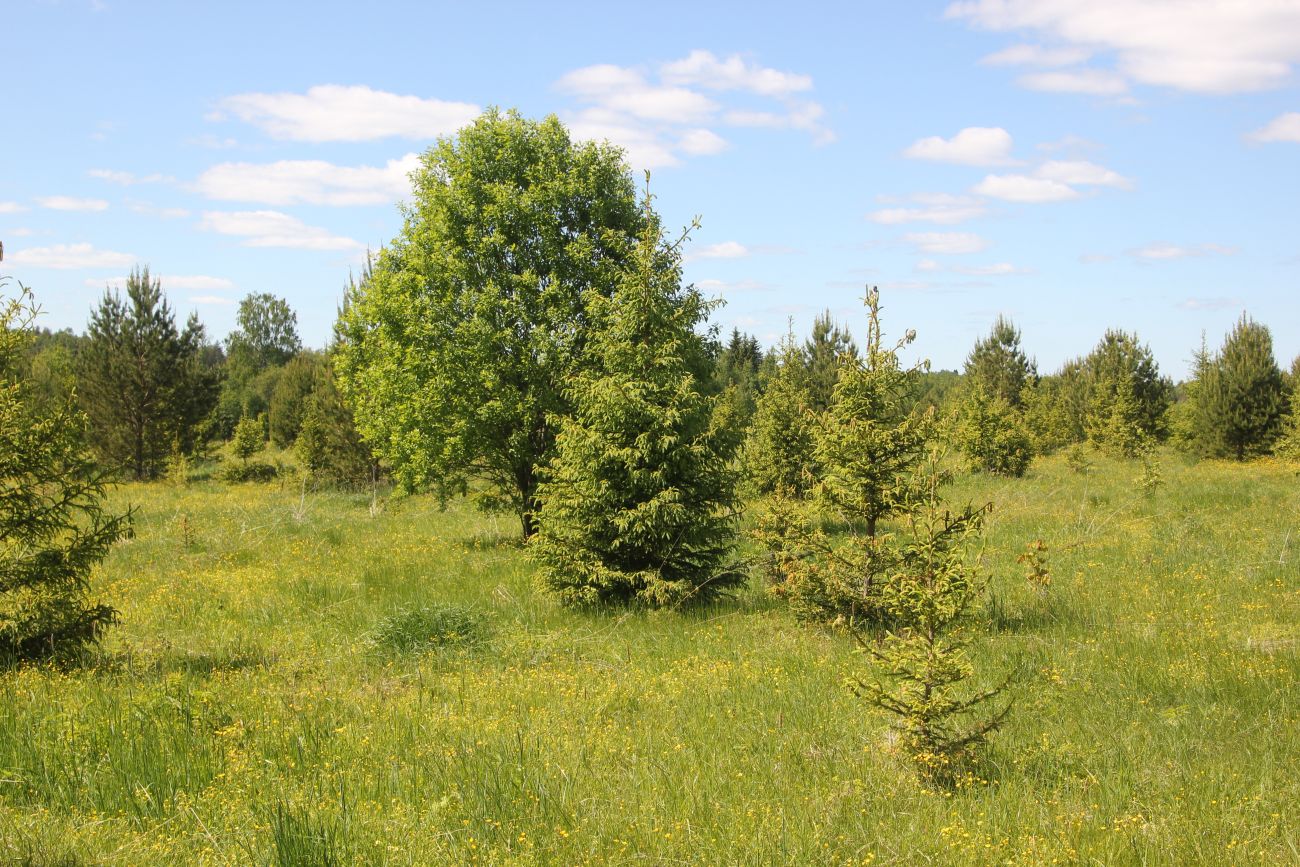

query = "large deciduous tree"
[[335, 109, 645, 537], [78, 267, 219, 479]]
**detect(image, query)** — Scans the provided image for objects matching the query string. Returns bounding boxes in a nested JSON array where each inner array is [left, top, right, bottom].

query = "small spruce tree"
[[2, 283, 129, 659], [952, 386, 1033, 476], [1088, 369, 1150, 458], [531, 191, 743, 608], [232, 413, 266, 466], [964, 315, 1034, 407], [803, 310, 857, 413], [744, 328, 818, 498]]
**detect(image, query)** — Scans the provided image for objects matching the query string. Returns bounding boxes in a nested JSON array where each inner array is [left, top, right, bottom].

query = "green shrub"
[[219, 461, 278, 484], [366, 603, 488, 654], [952, 386, 1033, 476]]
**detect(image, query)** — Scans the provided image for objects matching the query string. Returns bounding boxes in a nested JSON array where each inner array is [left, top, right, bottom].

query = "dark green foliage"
[[1184, 314, 1286, 460], [1, 283, 129, 660], [335, 109, 645, 538], [851, 458, 1009, 784], [804, 310, 857, 413], [952, 386, 1033, 476], [908, 369, 962, 416], [1083, 330, 1172, 442], [219, 462, 278, 484], [713, 327, 764, 424], [743, 332, 817, 498], [366, 603, 488, 654], [269, 351, 327, 448], [77, 267, 219, 479], [1022, 361, 1088, 453], [964, 315, 1034, 406], [816, 289, 934, 538], [531, 201, 742, 608]]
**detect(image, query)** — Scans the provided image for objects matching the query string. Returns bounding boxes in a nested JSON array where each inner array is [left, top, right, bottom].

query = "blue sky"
[[4, 0, 1298, 378]]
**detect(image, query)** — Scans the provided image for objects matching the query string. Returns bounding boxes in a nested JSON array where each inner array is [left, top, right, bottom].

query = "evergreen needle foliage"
[[1186, 314, 1286, 460], [531, 190, 743, 608], [850, 455, 1009, 785], [1, 283, 129, 660], [952, 386, 1033, 476], [744, 329, 818, 498]]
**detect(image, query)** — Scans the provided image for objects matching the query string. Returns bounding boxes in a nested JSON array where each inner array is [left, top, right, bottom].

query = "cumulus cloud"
[[903, 232, 988, 254], [980, 43, 1092, 67], [129, 202, 191, 219], [195, 154, 420, 206], [557, 51, 831, 169], [1034, 159, 1132, 188], [37, 196, 109, 212], [946, 0, 1300, 94], [902, 127, 1017, 166], [200, 210, 362, 251], [215, 84, 480, 142], [7, 243, 135, 269], [972, 174, 1079, 202], [1017, 69, 1129, 95], [869, 193, 988, 225], [1248, 112, 1300, 143]]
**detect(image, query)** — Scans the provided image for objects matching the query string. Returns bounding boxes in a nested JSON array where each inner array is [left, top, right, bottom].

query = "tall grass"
[[0, 451, 1295, 864]]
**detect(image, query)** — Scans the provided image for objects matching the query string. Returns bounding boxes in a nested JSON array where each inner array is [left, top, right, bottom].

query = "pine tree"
[[804, 310, 857, 413], [2, 283, 129, 659], [1088, 369, 1150, 458], [1082, 330, 1172, 442], [952, 385, 1033, 476], [816, 288, 934, 538], [744, 329, 818, 498], [851, 454, 1009, 784], [78, 268, 218, 479], [531, 193, 742, 608], [964, 315, 1034, 407], [1187, 314, 1285, 460], [713, 328, 764, 425]]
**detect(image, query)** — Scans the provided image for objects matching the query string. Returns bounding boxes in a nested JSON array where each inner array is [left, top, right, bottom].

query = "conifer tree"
[[952, 385, 1033, 475], [804, 310, 857, 413], [1088, 369, 1150, 458], [964, 315, 1034, 406], [816, 289, 934, 538], [1082, 330, 1172, 442], [232, 414, 265, 466], [744, 329, 818, 498], [78, 268, 218, 479], [531, 193, 742, 608], [2, 283, 129, 659], [851, 453, 1009, 784], [1187, 314, 1285, 460]]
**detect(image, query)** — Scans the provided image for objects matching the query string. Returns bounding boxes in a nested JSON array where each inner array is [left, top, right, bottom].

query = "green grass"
[[0, 451, 1296, 864]]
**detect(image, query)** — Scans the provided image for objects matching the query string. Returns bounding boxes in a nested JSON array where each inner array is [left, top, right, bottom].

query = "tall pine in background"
[[804, 310, 857, 413], [531, 192, 742, 608], [78, 268, 219, 479], [1187, 314, 1285, 460], [963, 315, 1034, 406]]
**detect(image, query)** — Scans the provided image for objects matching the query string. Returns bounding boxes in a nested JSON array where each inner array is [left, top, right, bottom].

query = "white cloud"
[[87, 274, 235, 292], [216, 84, 480, 142], [1132, 242, 1238, 261], [902, 127, 1017, 166], [37, 196, 109, 212], [88, 169, 172, 185], [660, 50, 813, 96], [1248, 112, 1300, 143], [695, 278, 773, 294], [692, 241, 751, 260], [0, 202, 28, 214], [195, 154, 420, 206], [1035, 159, 1132, 188], [1018, 69, 1129, 95], [199, 210, 362, 251], [678, 128, 730, 156], [869, 193, 988, 225], [8, 243, 135, 269], [946, 0, 1300, 94], [980, 43, 1092, 67], [558, 51, 831, 169], [972, 173, 1079, 202], [904, 232, 988, 254]]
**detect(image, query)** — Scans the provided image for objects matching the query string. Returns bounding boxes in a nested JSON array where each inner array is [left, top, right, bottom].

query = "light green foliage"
[[964, 315, 1034, 407], [232, 414, 265, 465], [952, 386, 1033, 476], [335, 109, 644, 538], [1021, 360, 1089, 453], [294, 408, 328, 478], [1088, 369, 1151, 458], [852, 457, 1008, 784], [78, 267, 219, 479], [1083, 330, 1172, 442], [531, 201, 742, 608], [1, 283, 129, 659], [816, 288, 934, 538], [1064, 442, 1092, 475], [215, 293, 302, 440], [268, 351, 327, 448], [743, 331, 817, 498], [1184, 314, 1286, 460], [803, 309, 857, 413], [1137, 445, 1163, 496]]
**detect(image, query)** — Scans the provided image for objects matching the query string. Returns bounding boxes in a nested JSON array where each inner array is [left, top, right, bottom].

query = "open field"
[[1, 452, 1297, 865]]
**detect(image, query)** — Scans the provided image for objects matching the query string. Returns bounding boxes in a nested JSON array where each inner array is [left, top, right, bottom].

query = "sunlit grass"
[[0, 451, 1296, 864]]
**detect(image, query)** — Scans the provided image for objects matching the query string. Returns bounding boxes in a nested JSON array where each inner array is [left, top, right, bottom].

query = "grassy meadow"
[[1, 451, 1297, 865]]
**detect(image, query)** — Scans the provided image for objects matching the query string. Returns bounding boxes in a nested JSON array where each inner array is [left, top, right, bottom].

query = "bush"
[[366, 603, 488, 654], [220, 461, 278, 484], [952, 386, 1033, 476]]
